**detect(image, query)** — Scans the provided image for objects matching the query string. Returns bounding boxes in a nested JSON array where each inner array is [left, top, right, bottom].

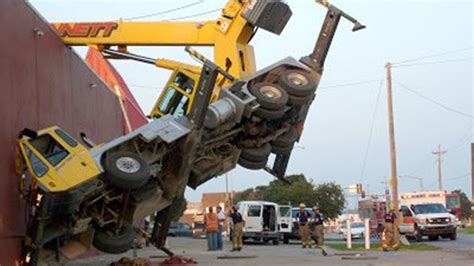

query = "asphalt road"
[[70, 235, 474, 266], [426, 232, 474, 251]]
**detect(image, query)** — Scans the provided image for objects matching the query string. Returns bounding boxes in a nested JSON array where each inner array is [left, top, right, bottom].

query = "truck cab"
[[17, 127, 100, 193], [399, 203, 457, 242]]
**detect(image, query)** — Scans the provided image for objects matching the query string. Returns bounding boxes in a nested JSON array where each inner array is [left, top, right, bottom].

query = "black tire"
[[254, 107, 286, 120], [272, 127, 298, 148], [283, 236, 290, 244], [428, 235, 439, 241], [288, 94, 310, 106], [450, 232, 457, 240], [238, 156, 267, 170], [103, 151, 150, 189], [278, 69, 315, 97], [93, 224, 134, 254], [272, 239, 280, 245], [240, 143, 272, 162], [250, 82, 288, 110], [271, 144, 293, 154]]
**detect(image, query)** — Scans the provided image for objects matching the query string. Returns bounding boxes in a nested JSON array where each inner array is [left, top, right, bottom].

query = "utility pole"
[[385, 62, 399, 209], [432, 144, 447, 191], [470, 143, 473, 225]]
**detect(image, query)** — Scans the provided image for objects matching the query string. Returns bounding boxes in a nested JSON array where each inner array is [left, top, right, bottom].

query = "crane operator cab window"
[[26, 134, 69, 177], [157, 72, 196, 117]]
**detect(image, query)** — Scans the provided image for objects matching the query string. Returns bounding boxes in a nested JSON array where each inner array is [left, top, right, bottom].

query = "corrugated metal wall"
[[0, 0, 125, 264]]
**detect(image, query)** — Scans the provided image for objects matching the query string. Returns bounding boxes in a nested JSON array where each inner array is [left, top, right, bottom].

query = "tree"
[[262, 174, 318, 207], [453, 189, 472, 220], [314, 182, 345, 219], [234, 187, 265, 202], [232, 174, 345, 220]]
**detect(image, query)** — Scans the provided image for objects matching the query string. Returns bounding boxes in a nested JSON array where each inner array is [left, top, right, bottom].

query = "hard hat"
[[389, 203, 395, 210], [299, 203, 306, 208]]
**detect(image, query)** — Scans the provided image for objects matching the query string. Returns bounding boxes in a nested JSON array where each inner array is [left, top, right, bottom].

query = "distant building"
[[180, 192, 235, 234]]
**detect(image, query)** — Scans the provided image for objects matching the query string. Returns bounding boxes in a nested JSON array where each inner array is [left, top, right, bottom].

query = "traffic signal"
[[356, 184, 363, 194]]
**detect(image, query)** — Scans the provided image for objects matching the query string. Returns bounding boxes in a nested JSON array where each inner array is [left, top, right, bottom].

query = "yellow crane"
[[51, 0, 293, 118]]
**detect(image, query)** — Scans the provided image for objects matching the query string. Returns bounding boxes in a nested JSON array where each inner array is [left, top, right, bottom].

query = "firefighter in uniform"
[[229, 205, 244, 251], [296, 203, 311, 248], [310, 206, 324, 248], [383, 203, 400, 251]]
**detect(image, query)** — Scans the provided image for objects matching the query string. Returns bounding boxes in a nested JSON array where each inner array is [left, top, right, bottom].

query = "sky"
[[30, 0, 473, 207]]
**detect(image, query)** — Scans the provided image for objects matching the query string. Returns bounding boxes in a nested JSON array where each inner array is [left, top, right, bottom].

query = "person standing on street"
[[296, 203, 311, 248], [204, 206, 218, 251], [229, 205, 244, 251], [383, 203, 400, 251], [310, 206, 324, 248], [216, 206, 226, 250]]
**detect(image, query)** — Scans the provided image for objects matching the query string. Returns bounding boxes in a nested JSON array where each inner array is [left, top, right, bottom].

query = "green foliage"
[[453, 189, 472, 220], [314, 182, 345, 219], [233, 174, 345, 219]]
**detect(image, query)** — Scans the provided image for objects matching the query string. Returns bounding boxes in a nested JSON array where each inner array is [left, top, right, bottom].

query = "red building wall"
[[0, 1, 125, 264]]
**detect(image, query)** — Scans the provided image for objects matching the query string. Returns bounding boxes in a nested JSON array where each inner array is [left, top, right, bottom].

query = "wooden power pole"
[[385, 62, 399, 209], [432, 144, 447, 191]]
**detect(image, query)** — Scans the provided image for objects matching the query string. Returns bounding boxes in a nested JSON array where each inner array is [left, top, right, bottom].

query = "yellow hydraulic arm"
[[51, 0, 261, 80], [51, 0, 293, 118]]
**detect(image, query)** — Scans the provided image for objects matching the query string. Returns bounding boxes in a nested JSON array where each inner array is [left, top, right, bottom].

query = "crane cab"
[[17, 127, 100, 193], [149, 66, 221, 119]]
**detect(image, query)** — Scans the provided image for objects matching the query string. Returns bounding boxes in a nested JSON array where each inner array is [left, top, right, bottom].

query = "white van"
[[235, 201, 283, 245]]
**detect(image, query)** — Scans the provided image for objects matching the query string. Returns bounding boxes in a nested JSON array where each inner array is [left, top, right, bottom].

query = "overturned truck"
[[16, 4, 364, 265]]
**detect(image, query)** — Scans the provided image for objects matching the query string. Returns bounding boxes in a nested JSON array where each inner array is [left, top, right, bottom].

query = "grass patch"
[[459, 226, 474, 234], [327, 243, 441, 251]]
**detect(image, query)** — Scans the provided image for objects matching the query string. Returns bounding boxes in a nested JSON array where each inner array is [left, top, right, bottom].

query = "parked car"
[[193, 222, 206, 239], [167, 222, 193, 237], [341, 222, 365, 239]]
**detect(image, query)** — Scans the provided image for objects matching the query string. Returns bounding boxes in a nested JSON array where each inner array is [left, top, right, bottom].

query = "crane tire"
[[93, 223, 134, 254], [288, 94, 311, 106], [240, 143, 272, 162], [250, 82, 288, 110], [103, 151, 150, 189], [254, 107, 286, 120], [278, 69, 315, 97], [238, 156, 268, 170]]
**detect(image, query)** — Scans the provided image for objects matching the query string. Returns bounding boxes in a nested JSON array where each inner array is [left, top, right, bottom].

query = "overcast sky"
[[30, 0, 473, 206]]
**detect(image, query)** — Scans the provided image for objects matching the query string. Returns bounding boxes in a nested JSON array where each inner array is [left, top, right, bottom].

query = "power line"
[[392, 46, 474, 65], [405, 157, 437, 177], [359, 79, 384, 182], [121, 1, 204, 21], [445, 173, 471, 181], [393, 57, 473, 68], [319, 79, 381, 90], [395, 81, 473, 119], [129, 84, 161, 90], [165, 8, 221, 21]]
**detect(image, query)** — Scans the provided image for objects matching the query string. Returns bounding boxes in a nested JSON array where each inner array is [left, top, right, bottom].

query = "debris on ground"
[[111, 257, 151, 266], [160, 256, 198, 265], [340, 253, 378, 260], [217, 255, 258, 260]]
